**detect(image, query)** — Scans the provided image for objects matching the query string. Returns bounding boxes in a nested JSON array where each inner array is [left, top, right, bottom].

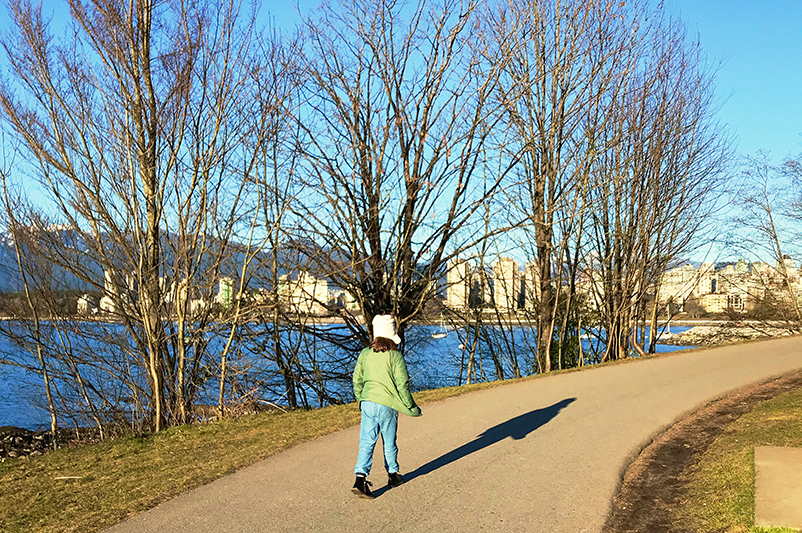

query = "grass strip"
[[677, 384, 802, 533], [0, 380, 506, 533]]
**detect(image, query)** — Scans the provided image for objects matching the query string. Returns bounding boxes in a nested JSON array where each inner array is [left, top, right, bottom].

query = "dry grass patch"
[[0, 403, 363, 533], [0, 377, 514, 533], [677, 385, 802, 533]]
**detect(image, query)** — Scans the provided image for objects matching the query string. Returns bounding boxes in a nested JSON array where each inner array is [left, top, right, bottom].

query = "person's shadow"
[[373, 397, 576, 497]]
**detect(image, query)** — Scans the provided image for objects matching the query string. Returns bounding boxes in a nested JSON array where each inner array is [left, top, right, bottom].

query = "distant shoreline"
[[0, 315, 761, 327]]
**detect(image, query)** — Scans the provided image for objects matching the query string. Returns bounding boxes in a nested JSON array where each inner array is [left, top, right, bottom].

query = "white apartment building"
[[77, 294, 97, 315], [99, 269, 117, 314], [278, 270, 329, 315], [660, 259, 802, 314], [658, 264, 698, 305], [467, 266, 494, 309], [446, 259, 471, 310], [493, 257, 520, 312], [524, 261, 540, 310]]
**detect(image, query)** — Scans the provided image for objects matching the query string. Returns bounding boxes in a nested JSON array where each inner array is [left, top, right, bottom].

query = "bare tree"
[[233, 28, 331, 411], [0, 0, 278, 431], [728, 153, 802, 323], [485, 0, 643, 372], [587, 14, 730, 361], [0, 182, 59, 440], [290, 0, 505, 345]]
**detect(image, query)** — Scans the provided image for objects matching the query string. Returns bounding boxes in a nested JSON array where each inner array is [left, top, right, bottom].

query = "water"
[[0, 323, 694, 430], [0, 360, 43, 429]]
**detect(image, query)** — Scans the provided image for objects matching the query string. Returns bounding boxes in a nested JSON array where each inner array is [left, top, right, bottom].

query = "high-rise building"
[[697, 262, 715, 295], [524, 260, 541, 310], [77, 294, 97, 315], [446, 259, 471, 309], [475, 266, 493, 308], [104, 269, 117, 296], [100, 269, 117, 314], [493, 257, 520, 311], [658, 264, 698, 305]]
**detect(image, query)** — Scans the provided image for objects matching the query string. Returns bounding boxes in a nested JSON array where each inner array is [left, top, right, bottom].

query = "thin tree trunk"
[[3, 182, 58, 443]]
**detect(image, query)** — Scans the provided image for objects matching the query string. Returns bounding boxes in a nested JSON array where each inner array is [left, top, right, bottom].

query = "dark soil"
[[602, 369, 802, 533]]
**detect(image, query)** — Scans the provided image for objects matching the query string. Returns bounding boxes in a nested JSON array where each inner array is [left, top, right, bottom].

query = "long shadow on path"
[[375, 397, 576, 497]]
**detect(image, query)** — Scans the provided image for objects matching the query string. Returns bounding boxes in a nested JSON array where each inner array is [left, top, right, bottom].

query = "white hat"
[[372, 314, 401, 344]]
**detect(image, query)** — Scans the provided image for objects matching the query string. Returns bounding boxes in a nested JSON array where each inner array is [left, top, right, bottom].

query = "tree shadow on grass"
[[373, 397, 576, 497]]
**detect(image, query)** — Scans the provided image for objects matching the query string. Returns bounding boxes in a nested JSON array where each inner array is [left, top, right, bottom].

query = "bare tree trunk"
[[648, 284, 661, 354], [2, 181, 58, 443]]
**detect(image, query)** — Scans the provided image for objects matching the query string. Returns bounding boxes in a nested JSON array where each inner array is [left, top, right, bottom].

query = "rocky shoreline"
[[660, 323, 797, 346], [1, 426, 54, 461], [0, 403, 277, 461], [0, 425, 102, 462]]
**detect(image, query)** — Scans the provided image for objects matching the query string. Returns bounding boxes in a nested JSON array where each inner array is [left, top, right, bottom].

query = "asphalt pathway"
[[106, 336, 802, 533]]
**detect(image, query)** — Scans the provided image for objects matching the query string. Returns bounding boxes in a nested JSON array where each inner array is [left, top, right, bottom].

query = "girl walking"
[[352, 314, 422, 498]]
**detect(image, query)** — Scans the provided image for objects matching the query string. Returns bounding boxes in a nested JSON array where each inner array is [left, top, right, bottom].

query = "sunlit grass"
[[0, 377, 513, 533], [676, 385, 802, 532]]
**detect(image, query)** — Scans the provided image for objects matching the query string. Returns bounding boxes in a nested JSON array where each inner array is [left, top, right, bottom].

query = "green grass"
[[676, 385, 802, 533], [0, 379, 509, 533]]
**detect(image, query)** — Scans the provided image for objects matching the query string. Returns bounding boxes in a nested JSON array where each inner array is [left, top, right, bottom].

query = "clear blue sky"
[[0, 0, 799, 228], [266, 0, 802, 162], [1, 0, 798, 161], [260, 0, 802, 266], [663, 0, 802, 161]]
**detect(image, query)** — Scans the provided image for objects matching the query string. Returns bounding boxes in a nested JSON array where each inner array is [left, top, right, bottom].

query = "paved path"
[[755, 447, 802, 528], [106, 336, 802, 533]]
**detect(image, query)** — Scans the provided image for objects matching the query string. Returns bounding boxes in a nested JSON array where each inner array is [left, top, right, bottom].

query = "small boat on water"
[[431, 323, 448, 339]]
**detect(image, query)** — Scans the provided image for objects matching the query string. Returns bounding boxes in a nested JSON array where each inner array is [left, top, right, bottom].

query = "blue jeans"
[[354, 401, 399, 476]]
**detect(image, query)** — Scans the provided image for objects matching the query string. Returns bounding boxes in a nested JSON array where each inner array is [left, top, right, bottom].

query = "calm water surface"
[[0, 324, 693, 430]]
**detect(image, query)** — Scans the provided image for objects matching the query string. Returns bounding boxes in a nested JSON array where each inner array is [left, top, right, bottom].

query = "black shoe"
[[352, 475, 374, 499], [387, 472, 405, 488]]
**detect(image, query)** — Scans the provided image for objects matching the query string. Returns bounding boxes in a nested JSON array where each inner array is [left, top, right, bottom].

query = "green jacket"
[[353, 347, 422, 417]]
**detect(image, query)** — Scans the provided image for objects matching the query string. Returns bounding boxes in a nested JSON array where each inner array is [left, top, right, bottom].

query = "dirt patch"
[[602, 370, 802, 533]]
